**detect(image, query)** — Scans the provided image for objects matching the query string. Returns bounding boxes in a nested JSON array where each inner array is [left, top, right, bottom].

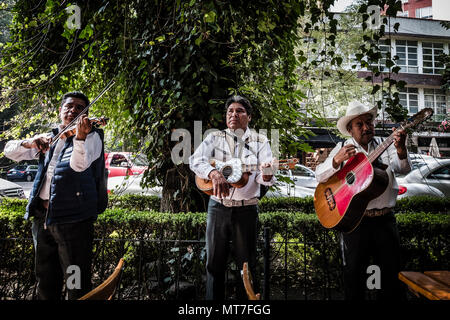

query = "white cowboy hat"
[[336, 100, 378, 136]]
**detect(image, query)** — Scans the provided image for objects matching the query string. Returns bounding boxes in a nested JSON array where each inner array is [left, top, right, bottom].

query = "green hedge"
[[4, 194, 449, 214]]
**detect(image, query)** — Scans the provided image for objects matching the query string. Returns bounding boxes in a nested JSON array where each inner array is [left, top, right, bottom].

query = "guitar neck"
[[367, 133, 396, 163]]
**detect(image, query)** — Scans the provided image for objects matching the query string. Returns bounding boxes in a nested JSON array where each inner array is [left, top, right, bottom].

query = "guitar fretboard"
[[367, 134, 396, 163]]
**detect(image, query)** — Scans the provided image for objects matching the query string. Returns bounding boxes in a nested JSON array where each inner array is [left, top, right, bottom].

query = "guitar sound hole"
[[222, 166, 233, 179], [346, 172, 355, 185]]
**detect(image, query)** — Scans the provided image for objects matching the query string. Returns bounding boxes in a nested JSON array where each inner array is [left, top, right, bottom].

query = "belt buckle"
[[221, 199, 232, 207]]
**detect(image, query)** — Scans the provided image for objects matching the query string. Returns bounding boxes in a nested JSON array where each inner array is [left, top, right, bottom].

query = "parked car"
[[397, 158, 450, 198], [105, 152, 148, 178], [277, 164, 318, 189], [6, 165, 38, 182], [107, 173, 161, 197], [0, 178, 26, 199], [265, 181, 315, 198]]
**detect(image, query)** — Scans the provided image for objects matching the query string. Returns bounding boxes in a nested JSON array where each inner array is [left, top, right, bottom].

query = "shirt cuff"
[[256, 173, 276, 186]]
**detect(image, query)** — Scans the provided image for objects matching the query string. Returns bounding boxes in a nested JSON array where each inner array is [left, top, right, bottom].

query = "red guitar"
[[314, 108, 433, 233]]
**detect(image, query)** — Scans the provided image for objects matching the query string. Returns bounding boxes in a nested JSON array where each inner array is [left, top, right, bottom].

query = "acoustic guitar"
[[195, 158, 296, 195], [314, 108, 433, 233]]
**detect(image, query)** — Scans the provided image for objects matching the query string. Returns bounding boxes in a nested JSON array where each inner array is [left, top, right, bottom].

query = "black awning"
[[305, 134, 344, 148], [298, 128, 345, 149]]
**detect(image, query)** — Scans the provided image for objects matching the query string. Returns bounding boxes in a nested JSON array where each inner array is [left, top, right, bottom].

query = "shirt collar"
[[346, 137, 376, 155], [225, 127, 251, 142]]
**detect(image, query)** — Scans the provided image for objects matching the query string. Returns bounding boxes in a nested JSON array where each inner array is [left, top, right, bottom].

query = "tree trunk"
[[160, 164, 209, 213]]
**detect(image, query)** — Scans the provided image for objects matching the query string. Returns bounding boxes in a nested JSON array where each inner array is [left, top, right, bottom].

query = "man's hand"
[[392, 127, 407, 159], [208, 169, 230, 198], [21, 134, 51, 153], [259, 162, 273, 182], [76, 114, 92, 141], [333, 144, 357, 169]]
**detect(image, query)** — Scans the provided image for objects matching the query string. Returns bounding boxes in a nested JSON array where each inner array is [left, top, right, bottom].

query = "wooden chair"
[[398, 271, 450, 300], [79, 258, 125, 300], [242, 262, 260, 300]]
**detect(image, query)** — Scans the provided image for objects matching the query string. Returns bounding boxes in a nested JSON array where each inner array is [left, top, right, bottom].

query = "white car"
[[397, 158, 450, 198], [277, 164, 318, 189], [265, 181, 315, 198], [0, 178, 26, 199], [107, 174, 162, 197]]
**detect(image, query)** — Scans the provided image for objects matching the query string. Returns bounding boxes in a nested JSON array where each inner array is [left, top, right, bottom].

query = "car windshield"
[[14, 165, 27, 170], [131, 154, 149, 166], [292, 165, 314, 176]]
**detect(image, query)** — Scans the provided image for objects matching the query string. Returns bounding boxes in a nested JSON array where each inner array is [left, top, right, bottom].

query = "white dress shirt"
[[4, 129, 102, 200], [315, 137, 412, 210], [189, 127, 276, 201]]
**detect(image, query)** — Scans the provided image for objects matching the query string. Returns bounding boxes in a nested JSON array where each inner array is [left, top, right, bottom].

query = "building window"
[[399, 87, 419, 114], [424, 89, 447, 121], [422, 42, 445, 75], [377, 39, 392, 72], [395, 40, 418, 73], [397, 10, 408, 17], [416, 6, 432, 19]]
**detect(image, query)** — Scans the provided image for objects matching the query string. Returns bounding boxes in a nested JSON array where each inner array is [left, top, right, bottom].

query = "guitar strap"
[[223, 130, 249, 159]]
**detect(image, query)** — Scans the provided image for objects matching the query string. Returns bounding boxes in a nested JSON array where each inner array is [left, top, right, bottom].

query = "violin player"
[[189, 95, 276, 300], [315, 101, 412, 300], [4, 91, 105, 300]]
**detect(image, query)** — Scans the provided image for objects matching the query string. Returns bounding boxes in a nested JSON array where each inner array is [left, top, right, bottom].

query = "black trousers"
[[31, 202, 94, 300], [205, 198, 259, 300], [340, 212, 404, 300]]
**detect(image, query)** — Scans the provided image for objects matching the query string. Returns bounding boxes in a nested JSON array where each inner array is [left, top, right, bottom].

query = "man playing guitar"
[[315, 100, 412, 300], [189, 95, 275, 300]]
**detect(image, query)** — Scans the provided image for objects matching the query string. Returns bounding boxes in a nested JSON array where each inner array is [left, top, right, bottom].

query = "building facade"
[[357, 16, 450, 157]]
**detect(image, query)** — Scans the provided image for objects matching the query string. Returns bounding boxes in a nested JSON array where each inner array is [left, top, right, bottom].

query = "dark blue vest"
[[26, 128, 105, 225]]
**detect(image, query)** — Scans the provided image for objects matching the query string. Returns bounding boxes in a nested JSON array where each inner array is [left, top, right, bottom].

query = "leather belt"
[[364, 207, 391, 217], [219, 198, 259, 207]]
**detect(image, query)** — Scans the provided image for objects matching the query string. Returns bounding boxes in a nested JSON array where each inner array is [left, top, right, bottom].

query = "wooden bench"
[[398, 271, 450, 300]]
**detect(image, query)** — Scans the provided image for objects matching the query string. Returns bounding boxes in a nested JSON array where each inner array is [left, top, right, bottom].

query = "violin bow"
[[51, 79, 116, 146], [35, 79, 116, 156]]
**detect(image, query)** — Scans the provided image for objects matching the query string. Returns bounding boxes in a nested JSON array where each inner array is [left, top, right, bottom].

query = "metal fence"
[[1, 224, 446, 300], [0, 226, 347, 300]]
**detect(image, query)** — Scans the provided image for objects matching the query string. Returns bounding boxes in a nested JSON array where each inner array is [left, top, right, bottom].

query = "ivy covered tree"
[[0, 0, 407, 212]]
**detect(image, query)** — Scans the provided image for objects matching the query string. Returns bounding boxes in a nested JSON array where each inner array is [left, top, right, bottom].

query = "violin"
[[34, 80, 115, 156], [33, 116, 109, 156], [57, 116, 109, 140]]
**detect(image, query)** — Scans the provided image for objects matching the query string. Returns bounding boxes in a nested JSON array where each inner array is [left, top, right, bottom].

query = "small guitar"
[[195, 158, 259, 195], [314, 108, 433, 233], [195, 158, 292, 195]]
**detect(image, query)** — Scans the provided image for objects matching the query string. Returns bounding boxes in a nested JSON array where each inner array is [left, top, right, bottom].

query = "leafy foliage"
[[0, 0, 416, 211]]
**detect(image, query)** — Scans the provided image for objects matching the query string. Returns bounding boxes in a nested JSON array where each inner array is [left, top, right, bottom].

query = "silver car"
[[265, 181, 315, 198], [397, 158, 450, 198], [278, 164, 318, 189], [0, 178, 26, 199], [107, 174, 162, 197]]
